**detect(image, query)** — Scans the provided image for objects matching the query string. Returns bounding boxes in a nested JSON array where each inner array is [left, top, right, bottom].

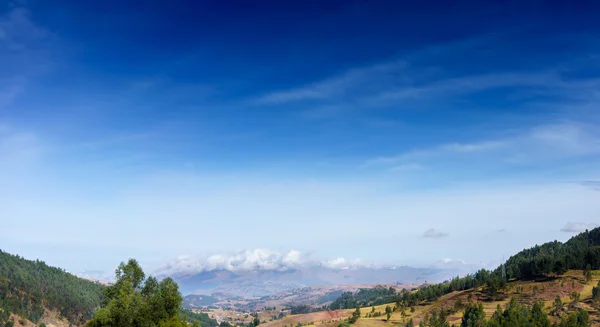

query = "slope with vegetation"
[[0, 250, 105, 326], [260, 227, 600, 327], [85, 259, 218, 327], [0, 251, 218, 327]]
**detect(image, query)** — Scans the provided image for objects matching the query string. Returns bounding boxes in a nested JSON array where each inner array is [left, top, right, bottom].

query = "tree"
[[460, 302, 484, 327], [592, 280, 600, 304], [583, 264, 592, 283], [554, 296, 563, 315], [570, 291, 580, 306], [348, 308, 361, 324], [385, 306, 392, 321], [530, 301, 550, 327], [85, 259, 189, 327]]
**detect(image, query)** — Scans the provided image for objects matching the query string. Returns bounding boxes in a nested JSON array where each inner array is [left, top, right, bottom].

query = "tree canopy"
[[86, 259, 216, 327]]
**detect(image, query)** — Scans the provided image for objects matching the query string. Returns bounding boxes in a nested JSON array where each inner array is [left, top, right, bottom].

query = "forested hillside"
[[501, 227, 600, 279], [0, 251, 218, 327], [0, 250, 105, 325], [327, 227, 600, 309]]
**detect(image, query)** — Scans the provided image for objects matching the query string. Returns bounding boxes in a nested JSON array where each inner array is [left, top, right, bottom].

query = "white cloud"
[[560, 222, 599, 233], [423, 229, 448, 238], [153, 249, 369, 276]]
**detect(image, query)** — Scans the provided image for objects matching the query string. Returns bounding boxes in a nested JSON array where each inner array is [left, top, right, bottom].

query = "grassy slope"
[[259, 270, 600, 327]]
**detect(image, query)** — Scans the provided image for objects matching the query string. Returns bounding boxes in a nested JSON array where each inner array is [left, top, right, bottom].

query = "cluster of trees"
[[329, 286, 397, 309], [0, 250, 105, 325], [593, 280, 600, 304], [328, 227, 600, 310], [289, 305, 316, 314], [460, 298, 590, 327], [327, 274, 497, 310], [501, 228, 600, 280], [347, 308, 361, 324], [85, 259, 217, 327]]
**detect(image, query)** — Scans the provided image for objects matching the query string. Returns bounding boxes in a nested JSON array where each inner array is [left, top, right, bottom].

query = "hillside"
[[0, 250, 105, 326], [0, 251, 219, 327], [255, 228, 600, 326], [257, 270, 599, 327]]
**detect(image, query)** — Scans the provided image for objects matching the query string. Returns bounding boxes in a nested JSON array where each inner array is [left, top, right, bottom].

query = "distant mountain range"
[[161, 264, 465, 298]]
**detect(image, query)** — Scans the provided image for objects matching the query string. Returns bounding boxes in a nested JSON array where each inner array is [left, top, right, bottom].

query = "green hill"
[[0, 250, 105, 326], [0, 251, 219, 327], [326, 227, 600, 310]]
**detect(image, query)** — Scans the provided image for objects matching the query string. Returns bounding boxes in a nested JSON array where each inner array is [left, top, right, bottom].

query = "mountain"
[[165, 265, 454, 298], [0, 249, 105, 326]]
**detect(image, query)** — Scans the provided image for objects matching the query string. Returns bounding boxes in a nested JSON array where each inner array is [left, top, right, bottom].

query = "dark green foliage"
[[0, 250, 104, 325], [554, 296, 563, 314], [290, 305, 313, 315], [182, 295, 219, 309], [316, 291, 344, 304], [85, 259, 217, 327], [503, 228, 600, 280], [180, 309, 218, 327], [592, 280, 600, 303], [347, 308, 360, 324], [583, 265, 592, 283], [556, 309, 590, 327], [461, 302, 485, 327], [329, 285, 396, 309], [427, 309, 450, 327], [483, 298, 551, 327]]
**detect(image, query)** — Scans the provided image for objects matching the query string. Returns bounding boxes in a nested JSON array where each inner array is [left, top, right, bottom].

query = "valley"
[[1, 227, 599, 327]]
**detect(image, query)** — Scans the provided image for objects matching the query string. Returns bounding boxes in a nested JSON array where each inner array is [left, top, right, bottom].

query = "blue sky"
[[1, 0, 600, 275]]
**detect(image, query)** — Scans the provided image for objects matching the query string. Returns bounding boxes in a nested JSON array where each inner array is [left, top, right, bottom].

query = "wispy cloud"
[[252, 32, 600, 123], [0, 80, 23, 109], [579, 181, 600, 191], [0, 7, 49, 51], [560, 222, 599, 233], [423, 229, 448, 238], [254, 60, 407, 105], [366, 121, 600, 168], [0, 124, 42, 167], [389, 163, 425, 172], [0, 4, 56, 109], [371, 72, 557, 102]]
